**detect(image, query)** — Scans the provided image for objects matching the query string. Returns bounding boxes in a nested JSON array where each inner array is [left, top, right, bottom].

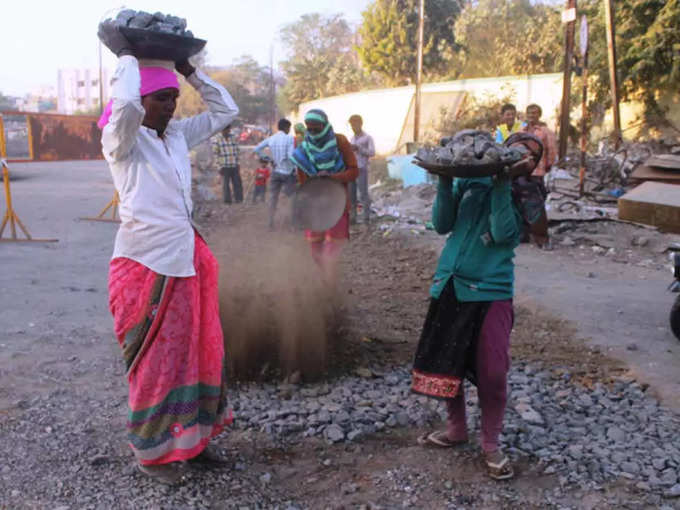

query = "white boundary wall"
[[293, 73, 563, 155]]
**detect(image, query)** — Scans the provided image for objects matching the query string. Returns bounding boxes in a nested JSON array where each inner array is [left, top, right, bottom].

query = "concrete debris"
[[415, 130, 524, 168], [618, 182, 680, 233], [514, 402, 545, 425], [113, 9, 191, 36]]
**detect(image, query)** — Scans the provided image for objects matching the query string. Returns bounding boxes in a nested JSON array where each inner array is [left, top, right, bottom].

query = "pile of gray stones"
[[231, 360, 680, 498], [3, 359, 680, 508]]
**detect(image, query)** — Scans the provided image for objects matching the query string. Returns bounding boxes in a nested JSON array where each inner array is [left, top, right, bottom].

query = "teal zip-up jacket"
[[430, 176, 522, 302]]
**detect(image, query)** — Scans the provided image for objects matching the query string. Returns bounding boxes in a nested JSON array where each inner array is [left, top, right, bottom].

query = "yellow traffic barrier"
[[0, 159, 58, 243], [80, 190, 120, 223]]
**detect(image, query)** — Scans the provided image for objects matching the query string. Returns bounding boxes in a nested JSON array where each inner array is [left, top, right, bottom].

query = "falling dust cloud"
[[211, 218, 344, 382]]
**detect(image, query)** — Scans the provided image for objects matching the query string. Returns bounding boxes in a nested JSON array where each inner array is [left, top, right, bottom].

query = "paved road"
[[2, 161, 680, 413], [515, 245, 680, 410], [1, 160, 115, 332], [0, 161, 117, 410]]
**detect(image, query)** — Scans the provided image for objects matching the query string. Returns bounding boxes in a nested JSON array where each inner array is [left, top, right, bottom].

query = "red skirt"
[[108, 232, 231, 465], [304, 209, 350, 243]]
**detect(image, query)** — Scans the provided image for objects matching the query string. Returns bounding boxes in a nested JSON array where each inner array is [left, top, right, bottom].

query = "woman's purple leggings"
[[446, 299, 513, 453]]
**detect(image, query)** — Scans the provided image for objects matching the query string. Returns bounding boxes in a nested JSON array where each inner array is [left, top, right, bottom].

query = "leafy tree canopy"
[[581, 0, 680, 125], [450, 0, 563, 79], [357, 0, 463, 86], [278, 13, 379, 111], [176, 55, 273, 123]]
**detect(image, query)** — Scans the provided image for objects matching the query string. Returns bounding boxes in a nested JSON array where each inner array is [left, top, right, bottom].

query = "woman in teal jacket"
[[412, 137, 543, 480]]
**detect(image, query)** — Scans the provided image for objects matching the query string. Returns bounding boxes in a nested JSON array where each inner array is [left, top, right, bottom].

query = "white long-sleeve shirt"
[[102, 56, 239, 277], [253, 131, 295, 175], [350, 131, 375, 170]]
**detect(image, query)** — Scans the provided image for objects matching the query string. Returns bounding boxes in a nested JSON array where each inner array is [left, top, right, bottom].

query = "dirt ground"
[[191, 178, 637, 508], [0, 160, 678, 508]]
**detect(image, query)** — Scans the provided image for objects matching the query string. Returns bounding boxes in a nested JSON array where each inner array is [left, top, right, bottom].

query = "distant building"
[[57, 68, 110, 115], [0, 95, 19, 111]]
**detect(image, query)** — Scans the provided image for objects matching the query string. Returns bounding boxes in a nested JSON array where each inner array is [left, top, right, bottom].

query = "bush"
[[426, 88, 517, 145]]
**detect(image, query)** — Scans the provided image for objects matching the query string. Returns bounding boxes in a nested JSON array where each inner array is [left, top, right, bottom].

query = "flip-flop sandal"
[[485, 454, 514, 481], [188, 445, 229, 465], [417, 430, 468, 448], [137, 463, 185, 485]]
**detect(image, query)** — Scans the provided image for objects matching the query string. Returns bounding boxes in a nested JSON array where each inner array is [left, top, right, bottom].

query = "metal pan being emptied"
[[292, 177, 347, 231]]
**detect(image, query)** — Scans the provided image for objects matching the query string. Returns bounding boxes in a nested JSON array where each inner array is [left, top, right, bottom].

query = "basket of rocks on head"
[[98, 9, 206, 61], [413, 130, 536, 179]]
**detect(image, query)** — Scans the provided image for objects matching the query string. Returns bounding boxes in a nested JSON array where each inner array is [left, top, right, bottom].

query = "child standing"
[[252, 158, 271, 203]]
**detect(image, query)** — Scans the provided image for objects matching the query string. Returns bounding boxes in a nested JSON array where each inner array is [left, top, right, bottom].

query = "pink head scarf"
[[97, 66, 180, 129]]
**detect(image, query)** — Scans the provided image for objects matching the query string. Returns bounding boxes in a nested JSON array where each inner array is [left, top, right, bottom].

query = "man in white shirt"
[[254, 118, 295, 229], [98, 23, 238, 485], [348, 114, 376, 224]]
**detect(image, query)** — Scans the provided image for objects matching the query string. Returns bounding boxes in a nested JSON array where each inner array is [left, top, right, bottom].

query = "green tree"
[[450, 0, 563, 79], [278, 13, 379, 110], [582, 0, 680, 127], [357, 0, 463, 86], [73, 105, 102, 116], [431, 87, 517, 143], [176, 55, 273, 123], [224, 56, 273, 123]]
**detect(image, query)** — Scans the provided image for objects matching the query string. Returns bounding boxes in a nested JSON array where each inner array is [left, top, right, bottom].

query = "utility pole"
[[578, 15, 589, 197], [270, 44, 275, 133], [98, 40, 104, 114], [413, 0, 425, 143], [604, 0, 622, 148], [558, 0, 577, 160]]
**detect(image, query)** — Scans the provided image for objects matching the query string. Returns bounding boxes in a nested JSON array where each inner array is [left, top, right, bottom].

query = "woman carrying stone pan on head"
[[97, 17, 239, 484], [411, 133, 543, 481]]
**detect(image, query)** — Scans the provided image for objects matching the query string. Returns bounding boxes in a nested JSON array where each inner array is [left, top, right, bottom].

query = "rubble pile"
[[415, 130, 525, 169], [110, 9, 194, 37], [231, 360, 680, 500]]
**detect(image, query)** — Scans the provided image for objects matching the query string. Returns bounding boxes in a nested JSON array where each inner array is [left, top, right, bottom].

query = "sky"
[[2, 0, 372, 97]]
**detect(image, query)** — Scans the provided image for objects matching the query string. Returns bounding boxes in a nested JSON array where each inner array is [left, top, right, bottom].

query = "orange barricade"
[[1, 111, 102, 162]]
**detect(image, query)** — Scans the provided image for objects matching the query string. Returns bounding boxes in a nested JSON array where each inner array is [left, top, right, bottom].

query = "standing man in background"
[[521, 104, 557, 248], [254, 118, 295, 229], [494, 104, 524, 143], [212, 124, 242, 204], [348, 114, 375, 224], [522, 104, 557, 178]]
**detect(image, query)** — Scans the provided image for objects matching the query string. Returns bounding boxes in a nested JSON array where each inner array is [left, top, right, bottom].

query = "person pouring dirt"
[[98, 22, 239, 484], [291, 109, 358, 286], [411, 137, 543, 481]]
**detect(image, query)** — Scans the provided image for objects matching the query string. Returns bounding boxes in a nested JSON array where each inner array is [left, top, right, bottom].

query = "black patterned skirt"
[[411, 278, 490, 400]]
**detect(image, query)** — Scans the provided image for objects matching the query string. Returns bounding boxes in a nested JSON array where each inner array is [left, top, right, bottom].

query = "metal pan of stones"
[[412, 158, 518, 178], [292, 178, 347, 232], [413, 129, 531, 179], [118, 27, 206, 61], [102, 9, 206, 61]]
